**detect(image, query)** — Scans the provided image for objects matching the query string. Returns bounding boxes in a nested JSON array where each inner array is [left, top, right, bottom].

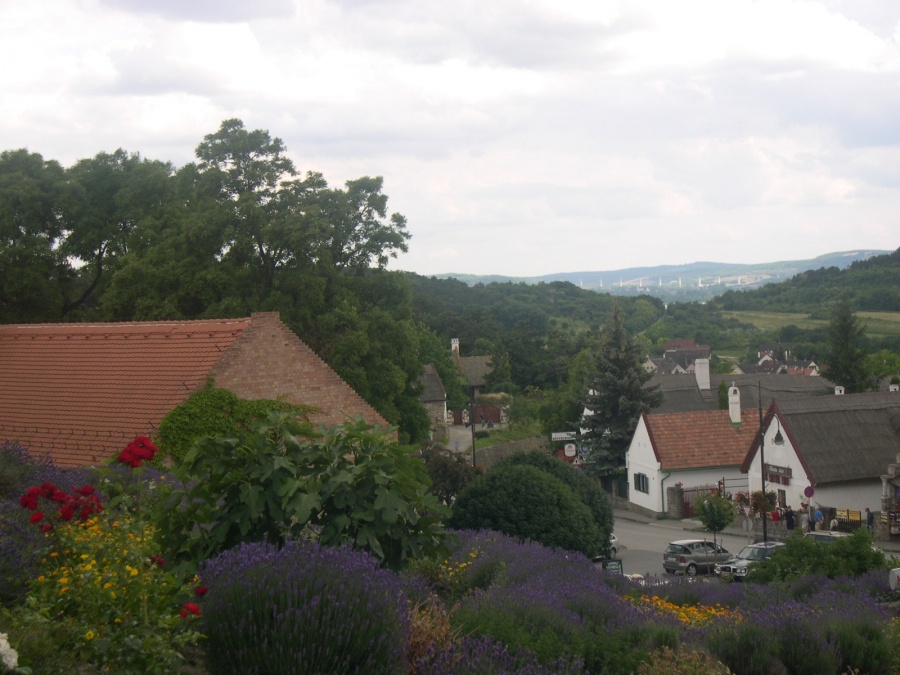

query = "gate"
[[681, 485, 717, 518]]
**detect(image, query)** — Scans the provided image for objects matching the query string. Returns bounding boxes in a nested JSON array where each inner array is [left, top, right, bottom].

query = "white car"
[[609, 533, 619, 558]]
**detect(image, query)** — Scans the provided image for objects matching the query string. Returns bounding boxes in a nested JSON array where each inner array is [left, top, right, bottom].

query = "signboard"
[[551, 432, 577, 441], [600, 559, 623, 575], [564, 443, 576, 457], [803, 486, 815, 498]]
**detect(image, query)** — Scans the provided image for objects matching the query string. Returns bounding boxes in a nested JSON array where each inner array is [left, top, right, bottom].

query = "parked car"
[[804, 530, 850, 543], [663, 539, 732, 576], [592, 533, 621, 562], [715, 541, 785, 581]]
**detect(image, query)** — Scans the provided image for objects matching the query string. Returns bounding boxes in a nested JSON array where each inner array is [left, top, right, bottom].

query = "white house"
[[626, 385, 758, 515], [741, 390, 900, 514]]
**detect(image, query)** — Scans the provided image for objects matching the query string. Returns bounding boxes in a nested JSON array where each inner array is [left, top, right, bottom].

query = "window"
[[634, 472, 649, 494]]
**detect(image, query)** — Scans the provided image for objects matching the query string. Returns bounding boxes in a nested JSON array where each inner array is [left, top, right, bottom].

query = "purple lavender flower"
[[199, 540, 410, 675]]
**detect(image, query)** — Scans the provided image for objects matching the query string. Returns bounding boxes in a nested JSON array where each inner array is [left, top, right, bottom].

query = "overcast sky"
[[2, 0, 899, 277]]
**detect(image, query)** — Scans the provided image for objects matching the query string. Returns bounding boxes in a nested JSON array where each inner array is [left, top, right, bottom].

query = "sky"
[[2, 0, 899, 278]]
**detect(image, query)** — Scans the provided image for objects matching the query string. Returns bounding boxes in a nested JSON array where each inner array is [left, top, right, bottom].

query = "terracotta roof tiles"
[[645, 408, 758, 471]]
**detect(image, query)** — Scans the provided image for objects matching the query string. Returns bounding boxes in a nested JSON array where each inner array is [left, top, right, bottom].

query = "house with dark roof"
[[419, 363, 448, 431], [450, 338, 492, 398], [741, 390, 900, 515], [0, 312, 388, 468], [626, 384, 758, 515], [647, 358, 833, 414]]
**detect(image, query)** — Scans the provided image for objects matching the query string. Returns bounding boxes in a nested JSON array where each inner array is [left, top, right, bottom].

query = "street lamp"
[[758, 381, 768, 543]]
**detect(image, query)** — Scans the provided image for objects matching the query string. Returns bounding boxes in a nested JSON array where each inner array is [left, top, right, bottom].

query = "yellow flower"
[[110, 591, 117, 599], [85, 631, 95, 640], [59, 577, 69, 585]]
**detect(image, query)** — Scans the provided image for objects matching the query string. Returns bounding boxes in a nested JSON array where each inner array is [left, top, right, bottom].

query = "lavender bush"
[[198, 540, 410, 675], [413, 635, 585, 675]]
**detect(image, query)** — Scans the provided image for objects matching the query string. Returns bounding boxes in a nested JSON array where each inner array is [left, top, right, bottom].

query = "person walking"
[[814, 506, 824, 531], [784, 506, 795, 531], [866, 507, 874, 534], [800, 508, 810, 533]]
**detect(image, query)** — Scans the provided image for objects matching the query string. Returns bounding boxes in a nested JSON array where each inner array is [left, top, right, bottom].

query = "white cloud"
[[0, 0, 898, 276]]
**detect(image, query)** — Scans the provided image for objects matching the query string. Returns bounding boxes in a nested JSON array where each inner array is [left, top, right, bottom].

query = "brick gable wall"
[[209, 312, 390, 429]]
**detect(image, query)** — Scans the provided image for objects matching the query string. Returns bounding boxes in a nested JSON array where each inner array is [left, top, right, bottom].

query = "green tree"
[[717, 380, 729, 410], [0, 149, 69, 322], [448, 463, 604, 558], [579, 304, 663, 473], [419, 439, 479, 506], [696, 493, 735, 550], [63, 149, 176, 317], [155, 413, 450, 574], [824, 300, 872, 393]]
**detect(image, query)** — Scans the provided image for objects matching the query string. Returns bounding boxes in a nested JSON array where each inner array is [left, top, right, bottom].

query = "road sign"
[[551, 432, 577, 441], [804, 486, 815, 498], [564, 443, 576, 457]]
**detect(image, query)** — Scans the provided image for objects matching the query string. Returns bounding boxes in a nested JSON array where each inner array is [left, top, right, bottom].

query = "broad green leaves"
[[155, 412, 450, 575]]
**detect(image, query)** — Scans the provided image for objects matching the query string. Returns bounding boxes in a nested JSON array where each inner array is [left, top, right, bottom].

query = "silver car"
[[663, 539, 732, 577], [715, 541, 785, 581]]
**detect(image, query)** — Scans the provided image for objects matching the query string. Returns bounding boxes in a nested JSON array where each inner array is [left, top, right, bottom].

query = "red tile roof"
[[644, 408, 758, 470], [0, 313, 387, 468], [0, 318, 250, 468]]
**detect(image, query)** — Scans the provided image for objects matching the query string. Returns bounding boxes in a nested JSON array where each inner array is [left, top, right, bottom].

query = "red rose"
[[194, 585, 208, 597], [180, 602, 201, 618], [39, 523, 53, 533], [29, 511, 45, 524], [58, 504, 75, 522], [19, 486, 41, 510], [75, 485, 96, 496], [117, 447, 141, 468], [150, 555, 165, 567]]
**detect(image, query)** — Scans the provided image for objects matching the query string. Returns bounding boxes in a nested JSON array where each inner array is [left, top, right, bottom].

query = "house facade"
[[0, 312, 389, 468], [626, 385, 757, 516], [419, 363, 448, 432], [741, 390, 900, 514]]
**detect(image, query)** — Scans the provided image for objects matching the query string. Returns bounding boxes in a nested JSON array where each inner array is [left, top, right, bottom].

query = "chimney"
[[451, 338, 460, 353], [834, 386, 845, 395], [695, 358, 710, 391], [728, 385, 741, 426]]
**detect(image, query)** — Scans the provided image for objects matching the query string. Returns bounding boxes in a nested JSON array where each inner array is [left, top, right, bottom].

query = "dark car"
[[663, 539, 732, 576], [715, 541, 785, 581]]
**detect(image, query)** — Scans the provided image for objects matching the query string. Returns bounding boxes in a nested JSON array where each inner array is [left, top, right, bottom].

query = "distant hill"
[[710, 248, 900, 314], [437, 249, 892, 303]]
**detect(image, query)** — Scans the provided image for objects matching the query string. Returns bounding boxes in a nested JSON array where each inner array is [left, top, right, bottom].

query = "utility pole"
[[758, 381, 768, 543]]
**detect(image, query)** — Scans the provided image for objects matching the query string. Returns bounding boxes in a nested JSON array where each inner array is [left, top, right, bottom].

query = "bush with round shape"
[[500, 451, 613, 556], [449, 463, 603, 558], [199, 540, 410, 675]]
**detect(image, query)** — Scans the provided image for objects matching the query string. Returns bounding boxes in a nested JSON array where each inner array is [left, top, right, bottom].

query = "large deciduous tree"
[[0, 149, 68, 322], [62, 149, 175, 317], [579, 303, 662, 473]]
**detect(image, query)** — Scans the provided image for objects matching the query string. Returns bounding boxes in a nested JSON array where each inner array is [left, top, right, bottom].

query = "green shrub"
[[501, 451, 614, 556], [748, 529, 886, 583], [156, 381, 313, 463], [448, 464, 603, 557], [156, 413, 451, 574]]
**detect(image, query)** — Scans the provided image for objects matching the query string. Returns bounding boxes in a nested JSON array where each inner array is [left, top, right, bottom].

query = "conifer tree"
[[824, 300, 872, 393], [579, 304, 662, 473]]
